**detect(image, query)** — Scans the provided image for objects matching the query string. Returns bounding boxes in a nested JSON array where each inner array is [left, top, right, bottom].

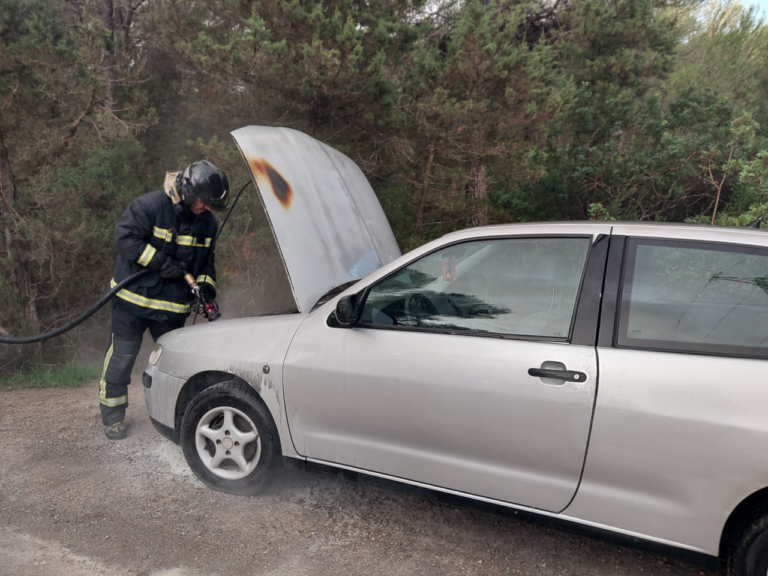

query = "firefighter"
[[99, 161, 229, 440]]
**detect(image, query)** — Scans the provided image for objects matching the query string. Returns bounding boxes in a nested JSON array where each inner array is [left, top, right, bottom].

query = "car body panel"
[[562, 223, 768, 555], [144, 365, 186, 427], [567, 348, 768, 554], [231, 126, 401, 312], [144, 314, 307, 458], [303, 456, 712, 555], [285, 319, 598, 512]]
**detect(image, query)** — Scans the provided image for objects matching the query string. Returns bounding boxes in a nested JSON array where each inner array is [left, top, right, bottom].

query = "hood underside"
[[231, 126, 401, 313]]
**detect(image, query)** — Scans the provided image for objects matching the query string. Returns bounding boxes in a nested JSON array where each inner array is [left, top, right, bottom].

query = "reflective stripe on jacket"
[[111, 190, 218, 321]]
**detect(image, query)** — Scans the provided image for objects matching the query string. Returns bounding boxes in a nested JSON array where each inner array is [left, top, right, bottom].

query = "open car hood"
[[231, 126, 401, 313]]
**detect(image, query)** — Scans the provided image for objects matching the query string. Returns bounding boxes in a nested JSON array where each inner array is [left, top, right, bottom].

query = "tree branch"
[[710, 142, 736, 225], [64, 85, 97, 149], [414, 140, 437, 244], [24, 85, 97, 176], [122, 0, 149, 52]]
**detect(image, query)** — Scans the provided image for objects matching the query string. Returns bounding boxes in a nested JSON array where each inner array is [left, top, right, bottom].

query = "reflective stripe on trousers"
[[99, 332, 142, 424], [99, 304, 186, 426]]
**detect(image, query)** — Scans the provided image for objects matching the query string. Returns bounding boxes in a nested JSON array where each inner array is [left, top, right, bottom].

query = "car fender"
[[144, 314, 307, 458]]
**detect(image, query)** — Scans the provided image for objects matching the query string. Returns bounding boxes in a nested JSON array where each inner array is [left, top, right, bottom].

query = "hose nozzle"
[[185, 272, 220, 322]]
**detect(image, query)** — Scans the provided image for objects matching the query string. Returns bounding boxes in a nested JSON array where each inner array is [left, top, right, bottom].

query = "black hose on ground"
[[0, 269, 153, 345]]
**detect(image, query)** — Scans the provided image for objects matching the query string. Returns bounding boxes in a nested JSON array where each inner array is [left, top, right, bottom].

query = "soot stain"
[[249, 158, 293, 209]]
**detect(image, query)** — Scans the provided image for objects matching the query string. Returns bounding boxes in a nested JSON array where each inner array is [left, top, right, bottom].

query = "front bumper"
[[142, 364, 186, 439]]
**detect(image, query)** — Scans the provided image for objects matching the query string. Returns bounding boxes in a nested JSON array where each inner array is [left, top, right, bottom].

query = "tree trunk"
[[465, 128, 488, 228], [0, 124, 17, 213], [0, 124, 17, 263], [0, 125, 41, 359], [466, 159, 488, 227], [17, 261, 41, 340], [120, 1, 147, 53], [414, 140, 437, 245], [102, 0, 116, 114]]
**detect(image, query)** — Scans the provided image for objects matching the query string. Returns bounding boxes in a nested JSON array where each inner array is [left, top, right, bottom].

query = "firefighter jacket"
[[111, 190, 218, 322]]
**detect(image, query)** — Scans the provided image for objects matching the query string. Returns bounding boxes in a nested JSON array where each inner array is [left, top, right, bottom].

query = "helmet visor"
[[208, 184, 230, 212]]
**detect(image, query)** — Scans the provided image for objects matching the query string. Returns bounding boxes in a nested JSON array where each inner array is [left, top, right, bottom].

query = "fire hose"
[[0, 180, 252, 345]]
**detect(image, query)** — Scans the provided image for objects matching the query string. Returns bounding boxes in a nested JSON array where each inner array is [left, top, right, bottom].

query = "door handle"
[[527, 367, 587, 383]]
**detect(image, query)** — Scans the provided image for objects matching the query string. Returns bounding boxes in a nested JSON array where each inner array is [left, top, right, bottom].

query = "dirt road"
[[0, 384, 715, 576]]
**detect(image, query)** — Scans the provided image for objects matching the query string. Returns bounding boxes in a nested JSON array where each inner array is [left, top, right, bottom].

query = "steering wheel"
[[403, 292, 439, 325], [466, 303, 495, 318]]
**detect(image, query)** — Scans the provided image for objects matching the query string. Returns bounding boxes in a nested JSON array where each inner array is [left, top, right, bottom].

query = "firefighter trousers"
[[99, 304, 185, 426]]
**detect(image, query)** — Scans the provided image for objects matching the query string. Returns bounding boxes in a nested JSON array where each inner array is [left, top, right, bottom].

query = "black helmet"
[[176, 160, 230, 212]]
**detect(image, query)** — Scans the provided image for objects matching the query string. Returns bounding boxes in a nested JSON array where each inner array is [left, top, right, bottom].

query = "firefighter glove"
[[200, 284, 216, 302], [159, 257, 187, 279]]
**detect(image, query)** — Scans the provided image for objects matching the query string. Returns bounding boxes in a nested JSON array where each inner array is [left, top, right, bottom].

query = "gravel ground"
[[0, 383, 718, 576]]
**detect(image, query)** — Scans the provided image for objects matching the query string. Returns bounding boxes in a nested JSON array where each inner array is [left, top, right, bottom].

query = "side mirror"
[[335, 294, 359, 327]]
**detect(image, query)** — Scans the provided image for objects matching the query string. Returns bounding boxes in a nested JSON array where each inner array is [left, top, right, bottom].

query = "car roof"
[[444, 220, 767, 242]]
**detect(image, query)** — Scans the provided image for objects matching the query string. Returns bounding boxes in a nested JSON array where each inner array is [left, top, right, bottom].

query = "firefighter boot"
[[104, 421, 128, 440]]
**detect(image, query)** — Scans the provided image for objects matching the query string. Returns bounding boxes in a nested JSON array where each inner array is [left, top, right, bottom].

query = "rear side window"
[[359, 237, 590, 339], [618, 238, 768, 358]]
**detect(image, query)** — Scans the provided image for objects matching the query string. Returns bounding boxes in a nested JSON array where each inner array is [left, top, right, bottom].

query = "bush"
[[0, 362, 101, 389]]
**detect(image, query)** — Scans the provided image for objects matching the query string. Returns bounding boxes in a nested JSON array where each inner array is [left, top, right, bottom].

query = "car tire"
[[180, 380, 280, 495], [728, 513, 768, 576]]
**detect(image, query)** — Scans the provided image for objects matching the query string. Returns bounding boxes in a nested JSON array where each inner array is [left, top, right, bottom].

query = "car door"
[[566, 225, 768, 554], [284, 226, 610, 513]]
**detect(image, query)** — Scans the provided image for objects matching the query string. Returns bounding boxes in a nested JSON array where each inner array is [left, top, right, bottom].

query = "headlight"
[[148, 344, 163, 366]]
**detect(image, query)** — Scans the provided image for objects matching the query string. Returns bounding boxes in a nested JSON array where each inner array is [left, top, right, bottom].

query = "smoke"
[[0, 166, 298, 374], [210, 187, 298, 319]]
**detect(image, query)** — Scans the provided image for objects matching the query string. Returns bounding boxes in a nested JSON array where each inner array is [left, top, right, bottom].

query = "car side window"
[[618, 238, 768, 357], [359, 237, 591, 339]]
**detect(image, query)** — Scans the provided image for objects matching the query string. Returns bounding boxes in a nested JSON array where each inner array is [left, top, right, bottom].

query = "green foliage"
[[669, 1, 768, 127], [402, 1, 570, 234], [502, 1, 768, 225], [0, 362, 100, 389], [0, 140, 151, 333], [2, 0, 768, 372]]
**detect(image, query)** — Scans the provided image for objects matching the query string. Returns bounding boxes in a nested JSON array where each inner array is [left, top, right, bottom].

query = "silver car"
[[143, 127, 768, 576]]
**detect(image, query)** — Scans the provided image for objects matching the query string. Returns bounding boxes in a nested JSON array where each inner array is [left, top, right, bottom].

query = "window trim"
[[570, 234, 610, 346], [597, 235, 626, 348], [331, 234, 602, 344], [613, 236, 768, 360]]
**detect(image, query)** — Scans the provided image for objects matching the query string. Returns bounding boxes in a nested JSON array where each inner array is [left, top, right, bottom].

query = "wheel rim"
[[195, 406, 261, 480]]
